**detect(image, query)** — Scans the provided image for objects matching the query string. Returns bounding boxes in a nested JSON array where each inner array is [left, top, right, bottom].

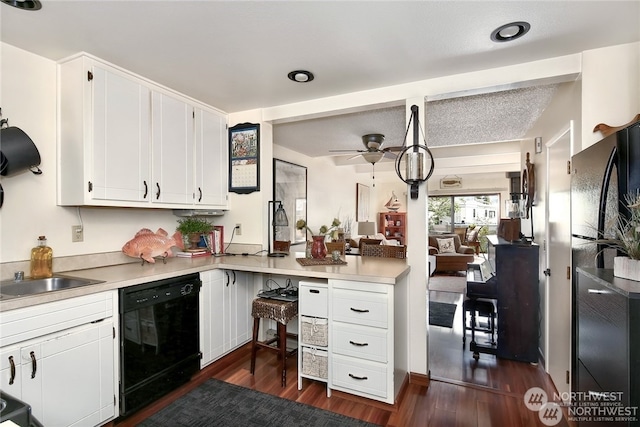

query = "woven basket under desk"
[[301, 316, 328, 347]]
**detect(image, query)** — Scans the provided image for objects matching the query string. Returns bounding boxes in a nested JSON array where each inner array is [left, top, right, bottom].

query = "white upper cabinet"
[[151, 91, 194, 205], [195, 107, 228, 208], [58, 53, 228, 209]]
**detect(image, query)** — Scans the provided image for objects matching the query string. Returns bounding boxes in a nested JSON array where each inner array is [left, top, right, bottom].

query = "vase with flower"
[[296, 218, 341, 259]]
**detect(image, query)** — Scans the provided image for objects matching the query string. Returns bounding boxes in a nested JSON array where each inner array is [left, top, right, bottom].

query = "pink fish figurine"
[[122, 228, 185, 264]]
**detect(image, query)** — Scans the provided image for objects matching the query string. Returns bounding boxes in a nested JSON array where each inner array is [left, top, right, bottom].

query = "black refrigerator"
[[571, 120, 640, 270]]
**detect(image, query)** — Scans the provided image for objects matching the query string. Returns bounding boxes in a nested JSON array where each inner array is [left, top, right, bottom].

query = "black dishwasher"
[[119, 273, 201, 417]]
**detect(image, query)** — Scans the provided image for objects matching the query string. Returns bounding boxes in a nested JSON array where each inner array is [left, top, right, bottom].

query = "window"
[[428, 194, 500, 234]]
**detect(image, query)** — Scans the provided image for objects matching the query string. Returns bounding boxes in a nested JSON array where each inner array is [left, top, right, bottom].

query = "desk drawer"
[[299, 281, 328, 318], [332, 289, 388, 328], [331, 354, 387, 399], [332, 322, 387, 363]]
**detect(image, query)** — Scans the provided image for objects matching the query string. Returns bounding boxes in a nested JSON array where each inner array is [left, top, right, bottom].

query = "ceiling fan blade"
[[383, 151, 397, 159], [347, 153, 364, 160], [329, 149, 365, 153], [383, 146, 404, 152]]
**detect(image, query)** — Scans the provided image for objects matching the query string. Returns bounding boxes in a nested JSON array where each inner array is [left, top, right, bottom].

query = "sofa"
[[428, 234, 475, 273]]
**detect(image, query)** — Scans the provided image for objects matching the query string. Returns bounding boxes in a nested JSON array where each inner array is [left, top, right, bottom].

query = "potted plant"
[[176, 217, 214, 250], [598, 191, 640, 280]]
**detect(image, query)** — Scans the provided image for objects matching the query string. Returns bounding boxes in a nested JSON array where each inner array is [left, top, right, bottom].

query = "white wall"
[[0, 43, 181, 264], [581, 41, 640, 149]]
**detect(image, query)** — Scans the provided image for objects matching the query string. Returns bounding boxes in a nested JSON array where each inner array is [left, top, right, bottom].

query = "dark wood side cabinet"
[[574, 268, 640, 426], [487, 235, 540, 363]]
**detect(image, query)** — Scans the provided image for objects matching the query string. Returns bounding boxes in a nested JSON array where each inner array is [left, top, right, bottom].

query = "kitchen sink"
[[0, 275, 105, 298]]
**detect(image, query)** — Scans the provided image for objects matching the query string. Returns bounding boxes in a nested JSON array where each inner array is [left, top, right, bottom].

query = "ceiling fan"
[[329, 134, 403, 164], [330, 134, 403, 186]]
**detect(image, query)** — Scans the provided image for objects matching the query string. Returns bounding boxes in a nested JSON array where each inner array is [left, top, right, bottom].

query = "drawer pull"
[[588, 289, 608, 294], [349, 373, 368, 381], [350, 307, 370, 313], [309, 289, 320, 294], [30, 351, 37, 379], [349, 340, 369, 347], [8, 356, 15, 385]]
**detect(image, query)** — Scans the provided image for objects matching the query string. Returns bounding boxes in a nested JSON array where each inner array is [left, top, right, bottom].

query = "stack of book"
[[175, 249, 210, 258]]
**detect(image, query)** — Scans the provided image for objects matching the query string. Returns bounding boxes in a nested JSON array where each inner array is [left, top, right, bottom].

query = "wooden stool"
[[250, 298, 298, 386]]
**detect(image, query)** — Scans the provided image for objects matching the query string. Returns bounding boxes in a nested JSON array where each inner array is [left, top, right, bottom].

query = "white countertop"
[[0, 253, 410, 311]]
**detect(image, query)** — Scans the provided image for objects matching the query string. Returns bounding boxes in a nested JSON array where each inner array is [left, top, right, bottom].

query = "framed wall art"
[[229, 122, 260, 194], [273, 159, 307, 245]]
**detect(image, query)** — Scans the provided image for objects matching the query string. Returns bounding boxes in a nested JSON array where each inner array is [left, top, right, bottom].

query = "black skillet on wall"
[[0, 124, 43, 208]]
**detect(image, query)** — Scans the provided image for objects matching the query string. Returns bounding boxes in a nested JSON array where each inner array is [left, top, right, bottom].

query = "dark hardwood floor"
[[112, 281, 572, 427]]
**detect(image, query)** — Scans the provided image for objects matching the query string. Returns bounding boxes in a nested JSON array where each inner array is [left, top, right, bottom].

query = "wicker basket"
[[302, 347, 328, 379], [301, 316, 328, 347]]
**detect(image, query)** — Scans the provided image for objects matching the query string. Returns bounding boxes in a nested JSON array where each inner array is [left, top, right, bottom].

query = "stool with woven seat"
[[250, 297, 298, 386]]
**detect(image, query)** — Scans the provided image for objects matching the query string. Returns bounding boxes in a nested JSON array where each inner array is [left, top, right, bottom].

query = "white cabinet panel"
[[332, 323, 388, 363], [195, 107, 228, 208], [200, 270, 225, 367], [91, 65, 151, 202], [331, 354, 388, 399], [331, 289, 388, 329], [151, 91, 194, 205]]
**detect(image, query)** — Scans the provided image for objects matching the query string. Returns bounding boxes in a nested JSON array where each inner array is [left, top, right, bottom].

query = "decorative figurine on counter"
[[122, 228, 184, 265]]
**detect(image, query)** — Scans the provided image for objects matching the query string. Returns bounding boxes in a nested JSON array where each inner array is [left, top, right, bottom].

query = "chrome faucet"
[[14, 271, 24, 282]]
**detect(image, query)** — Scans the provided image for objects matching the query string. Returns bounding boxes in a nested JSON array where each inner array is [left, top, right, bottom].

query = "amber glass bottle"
[[30, 235, 53, 279]]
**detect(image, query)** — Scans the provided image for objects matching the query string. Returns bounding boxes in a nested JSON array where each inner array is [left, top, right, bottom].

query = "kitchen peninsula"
[[0, 253, 410, 425]]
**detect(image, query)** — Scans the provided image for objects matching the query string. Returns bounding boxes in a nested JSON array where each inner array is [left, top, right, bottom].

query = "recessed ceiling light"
[[490, 21, 530, 42], [287, 70, 314, 83], [1, 0, 42, 10]]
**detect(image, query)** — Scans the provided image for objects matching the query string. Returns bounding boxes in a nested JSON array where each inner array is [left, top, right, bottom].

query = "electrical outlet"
[[235, 223, 242, 236], [72, 225, 83, 242]]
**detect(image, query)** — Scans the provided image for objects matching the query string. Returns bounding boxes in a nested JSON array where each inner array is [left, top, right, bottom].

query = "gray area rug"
[[138, 378, 380, 427], [429, 301, 457, 328]]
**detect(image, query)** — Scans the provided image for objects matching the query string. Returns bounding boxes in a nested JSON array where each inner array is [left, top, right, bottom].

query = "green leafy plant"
[[596, 191, 640, 260], [176, 217, 214, 235], [296, 218, 341, 237]]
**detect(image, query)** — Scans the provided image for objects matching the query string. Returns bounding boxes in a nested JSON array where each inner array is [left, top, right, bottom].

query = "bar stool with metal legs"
[[250, 298, 298, 386]]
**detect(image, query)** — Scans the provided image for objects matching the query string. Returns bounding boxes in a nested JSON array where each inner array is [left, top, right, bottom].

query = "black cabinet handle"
[[310, 289, 320, 294], [143, 180, 148, 199], [155, 183, 161, 200], [350, 307, 370, 313], [348, 373, 368, 380], [198, 187, 202, 202], [8, 355, 15, 385], [30, 351, 37, 379], [232, 271, 236, 285], [349, 340, 369, 347], [225, 271, 230, 287]]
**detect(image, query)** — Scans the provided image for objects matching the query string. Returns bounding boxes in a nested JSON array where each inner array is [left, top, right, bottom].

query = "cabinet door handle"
[[198, 187, 202, 202], [309, 289, 320, 294], [349, 340, 369, 347], [588, 289, 609, 294], [155, 183, 161, 200], [30, 351, 37, 379], [232, 271, 236, 285], [350, 307, 370, 313], [8, 356, 15, 385], [348, 373, 368, 380], [143, 180, 148, 199], [225, 272, 229, 287]]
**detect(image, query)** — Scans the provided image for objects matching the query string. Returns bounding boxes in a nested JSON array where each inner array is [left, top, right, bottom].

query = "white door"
[[545, 123, 573, 398], [195, 107, 228, 208], [223, 270, 238, 352], [199, 270, 225, 367], [91, 65, 151, 202], [151, 91, 194, 205]]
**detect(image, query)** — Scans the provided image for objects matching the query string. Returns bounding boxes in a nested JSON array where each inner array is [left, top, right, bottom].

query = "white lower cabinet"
[[200, 270, 253, 368], [0, 291, 117, 427], [298, 280, 330, 396], [298, 278, 399, 404]]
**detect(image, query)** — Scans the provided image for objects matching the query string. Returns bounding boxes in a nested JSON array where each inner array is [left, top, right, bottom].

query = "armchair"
[[428, 233, 475, 273]]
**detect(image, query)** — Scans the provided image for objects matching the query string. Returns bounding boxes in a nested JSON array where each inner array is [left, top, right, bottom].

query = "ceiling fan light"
[[362, 151, 384, 164]]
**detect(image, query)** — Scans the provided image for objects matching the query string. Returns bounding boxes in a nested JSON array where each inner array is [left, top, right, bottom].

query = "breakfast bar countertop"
[[0, 252, 410, 311]]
